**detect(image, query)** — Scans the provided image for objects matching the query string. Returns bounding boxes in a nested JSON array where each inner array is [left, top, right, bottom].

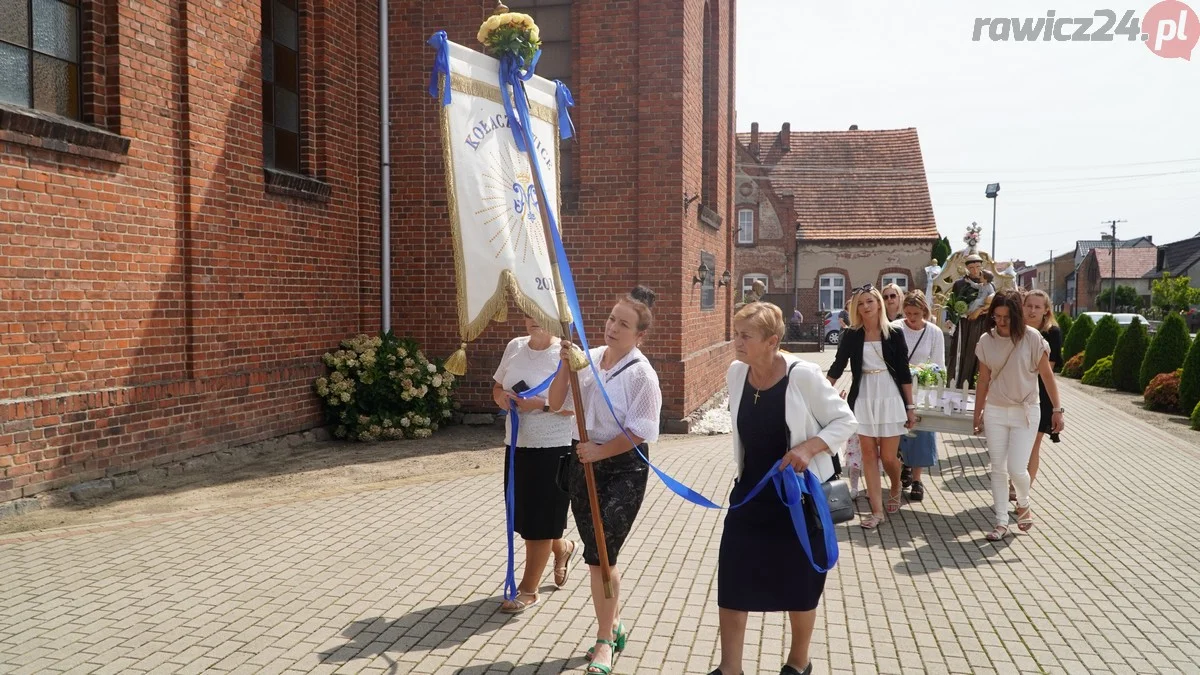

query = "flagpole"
[[519, 133, 614, 600]]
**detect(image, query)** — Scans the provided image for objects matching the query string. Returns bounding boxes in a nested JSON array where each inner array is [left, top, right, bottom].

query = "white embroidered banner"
[[437, 40, 567, 341]]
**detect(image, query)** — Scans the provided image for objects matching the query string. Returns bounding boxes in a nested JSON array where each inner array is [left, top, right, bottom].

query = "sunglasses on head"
[[851, 283, 875, 295]]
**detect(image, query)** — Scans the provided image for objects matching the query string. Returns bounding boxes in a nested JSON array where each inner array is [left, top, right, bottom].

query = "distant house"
[[1033, 251, 1074, 312], [734, 123, 939, 321], [1064, 235, 1156, 314], [1075, 247, 1159, 312], [1154, 233, 1200, 286]]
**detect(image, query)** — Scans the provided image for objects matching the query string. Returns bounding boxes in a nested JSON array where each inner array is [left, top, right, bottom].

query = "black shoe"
[[908, 480, 924, 502], [781, 664, 812, 675], [708, 670, 743, 675], [900, 465, 912, 488]]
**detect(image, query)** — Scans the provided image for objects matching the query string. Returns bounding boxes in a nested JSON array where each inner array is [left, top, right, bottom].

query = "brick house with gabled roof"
[[735, 123, 939, 323], [1075, 246, 1159, 312]]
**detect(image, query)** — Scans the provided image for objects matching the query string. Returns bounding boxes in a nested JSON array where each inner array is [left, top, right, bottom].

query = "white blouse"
[[570, 346, 662, 445], [493, 336, 576, 448], [894, 319, 946, 368]]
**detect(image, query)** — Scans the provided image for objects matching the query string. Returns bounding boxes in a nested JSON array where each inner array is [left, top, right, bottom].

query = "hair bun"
[[629, 285, 656, 308]]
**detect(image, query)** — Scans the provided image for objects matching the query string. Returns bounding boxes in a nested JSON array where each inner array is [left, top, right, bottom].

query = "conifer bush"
[[1139, 313, 1191, 391], [1062, 314, 1094, 364], [1083, 315, 1120, 371], [1081, 356, 1114, 388], [1111, 316, 1149, 393]]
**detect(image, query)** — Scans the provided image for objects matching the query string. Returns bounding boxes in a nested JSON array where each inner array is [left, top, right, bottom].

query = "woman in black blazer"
[[828, 285, 917, 529]]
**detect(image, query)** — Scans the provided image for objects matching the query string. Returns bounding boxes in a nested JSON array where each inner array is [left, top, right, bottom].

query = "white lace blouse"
[[568, 346, 662, 445], [493, 336, 576, 448]]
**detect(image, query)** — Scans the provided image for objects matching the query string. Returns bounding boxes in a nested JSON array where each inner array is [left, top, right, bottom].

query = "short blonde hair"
[[1023, 289, 1058, 331], [902, 290, 931, 319], [849, 287, 894, 336], [733, 302, 785, 343]]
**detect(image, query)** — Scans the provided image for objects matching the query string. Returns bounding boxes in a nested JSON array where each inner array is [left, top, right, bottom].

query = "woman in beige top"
[[972, 291, 1065, 541]]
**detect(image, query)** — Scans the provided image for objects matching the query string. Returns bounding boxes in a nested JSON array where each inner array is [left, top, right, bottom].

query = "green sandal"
[[586, 639, 617, 674], [586, 622, 629, 660]]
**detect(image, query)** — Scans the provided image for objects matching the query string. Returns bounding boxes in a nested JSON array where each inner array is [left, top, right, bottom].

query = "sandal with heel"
[[586, 622, 628, 660], [553, 540, 577, 588], [586, 639, 617, 674]]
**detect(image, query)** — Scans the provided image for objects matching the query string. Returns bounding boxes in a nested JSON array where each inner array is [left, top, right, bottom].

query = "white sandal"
[[498, 591, 539, 614]]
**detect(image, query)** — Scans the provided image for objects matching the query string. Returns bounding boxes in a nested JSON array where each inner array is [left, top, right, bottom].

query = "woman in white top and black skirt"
[[491, 316, 579, 613], [709, 303, 857, 675], [895, 290, 946, 501], [548, 286, 663, 675], [827, 285, 917, 529]]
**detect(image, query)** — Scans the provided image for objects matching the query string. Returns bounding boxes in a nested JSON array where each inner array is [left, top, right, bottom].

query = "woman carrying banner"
[[491, 316, 578, 613], [548, 286, 663, 675], [708, 302, 857, 675]]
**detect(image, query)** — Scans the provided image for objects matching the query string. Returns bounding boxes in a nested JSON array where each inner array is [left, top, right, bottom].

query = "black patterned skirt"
[[568, 445, 649, 567]]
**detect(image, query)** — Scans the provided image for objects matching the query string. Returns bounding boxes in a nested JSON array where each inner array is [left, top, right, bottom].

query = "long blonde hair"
[[849, 286, 894, 336], [1023, 289, 1058, 332]]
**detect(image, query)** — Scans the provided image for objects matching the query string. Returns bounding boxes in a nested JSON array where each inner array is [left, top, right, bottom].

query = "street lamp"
[[985, 183, 1000, 259]]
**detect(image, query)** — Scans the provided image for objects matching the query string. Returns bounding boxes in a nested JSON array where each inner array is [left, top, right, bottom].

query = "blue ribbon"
[[498, 52, 542, 153], [554, 81, 576, 140], [427, 31, 451, 106]]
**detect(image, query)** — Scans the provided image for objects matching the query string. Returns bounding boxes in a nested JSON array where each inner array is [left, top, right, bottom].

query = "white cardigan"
[[727, 354, 858, 483]]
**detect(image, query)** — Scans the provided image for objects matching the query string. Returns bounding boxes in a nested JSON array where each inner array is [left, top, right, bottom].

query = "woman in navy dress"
[[709, 302, 857, 675]]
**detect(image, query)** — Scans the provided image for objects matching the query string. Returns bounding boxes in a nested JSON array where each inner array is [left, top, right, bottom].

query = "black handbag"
[[820, 478, 855, 525]]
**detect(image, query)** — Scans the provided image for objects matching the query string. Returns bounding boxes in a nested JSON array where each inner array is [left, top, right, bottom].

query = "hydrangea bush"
[[313, 332, 458, 441]]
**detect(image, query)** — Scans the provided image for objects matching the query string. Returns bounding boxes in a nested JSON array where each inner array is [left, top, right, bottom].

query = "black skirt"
[[503, 445, 572, 541], [1037, 375, 1053, 434], [569, 445, 649, 567], [719, 373, 828, 612]]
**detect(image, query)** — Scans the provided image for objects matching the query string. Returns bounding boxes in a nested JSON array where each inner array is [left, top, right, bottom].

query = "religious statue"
[[931, 223, 1015, 388], [745, 278, 766, 304]]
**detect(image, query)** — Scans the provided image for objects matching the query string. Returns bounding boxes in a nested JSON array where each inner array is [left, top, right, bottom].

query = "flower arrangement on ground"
[[314, 332, 458, 441]]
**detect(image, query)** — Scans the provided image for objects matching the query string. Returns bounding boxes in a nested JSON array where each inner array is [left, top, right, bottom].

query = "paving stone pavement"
[[2, 352, 1200, 674]]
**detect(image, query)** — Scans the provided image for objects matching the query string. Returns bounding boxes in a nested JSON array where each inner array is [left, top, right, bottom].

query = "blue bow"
[[555, 81, 576, 140], [426, 31, 451, 106]]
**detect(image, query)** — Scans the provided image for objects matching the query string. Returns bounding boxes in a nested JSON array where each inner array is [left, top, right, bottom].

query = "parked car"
[[1112, 313, 1156, 334], [822, 312, 841, 344], [1080, 311, 1110, 325]]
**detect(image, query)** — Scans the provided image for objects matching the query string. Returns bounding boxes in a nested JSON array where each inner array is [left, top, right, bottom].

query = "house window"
[[742, 274, 768, 297], [881, 274, 909, 292], [0, 0, 82, 119], [507, 0, 576, 208], [737, 209, 754, 244], [263, 0, 301, 172], [819, 273, 846, 311]]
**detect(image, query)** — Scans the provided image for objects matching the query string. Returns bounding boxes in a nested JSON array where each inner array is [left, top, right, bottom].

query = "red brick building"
[[1075, 247, 1158, 312], [735, 124, 939, 323], [0, 0, 736, 506]]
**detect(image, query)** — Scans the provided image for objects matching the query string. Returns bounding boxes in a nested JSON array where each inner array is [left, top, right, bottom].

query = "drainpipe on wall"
[[379, 0, 392, 333]]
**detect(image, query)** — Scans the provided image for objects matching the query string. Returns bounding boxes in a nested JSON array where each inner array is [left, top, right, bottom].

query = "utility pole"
[[1048, 249, 1054, 309], [1102, 219, 1126, 312]]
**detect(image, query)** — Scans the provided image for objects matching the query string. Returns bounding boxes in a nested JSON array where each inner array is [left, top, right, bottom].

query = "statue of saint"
[[946, 253, 996, 388]]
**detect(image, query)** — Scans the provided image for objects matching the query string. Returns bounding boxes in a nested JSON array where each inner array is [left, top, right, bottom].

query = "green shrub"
[[1083, 315, 1120, 371], [1112, 316, 1150, 393], [1062, 314, 1094, 363], [1081, 355, 1115, 388], [1055, 313, 1073, 352], [1192, 399, 1200, 431], [1144, 369, 1183, 413], [1139, 313, 1192, 391], [1180, 335, 1200, 415], [1061, 352, 1085, 379], [313, 332, 459, 441]]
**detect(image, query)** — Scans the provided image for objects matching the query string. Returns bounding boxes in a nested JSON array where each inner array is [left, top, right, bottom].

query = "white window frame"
[[881, 274, 909, 292], [819, 273, 846, 311], [737, 208, 754, 244], [742, 274, 768, 296]]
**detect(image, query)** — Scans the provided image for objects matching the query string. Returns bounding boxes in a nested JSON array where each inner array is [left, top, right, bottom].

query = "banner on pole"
[[435, 40, 568, 344]]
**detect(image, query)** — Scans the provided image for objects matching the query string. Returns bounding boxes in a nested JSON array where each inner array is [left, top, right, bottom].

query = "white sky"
[[736, 1, 1200, 267]]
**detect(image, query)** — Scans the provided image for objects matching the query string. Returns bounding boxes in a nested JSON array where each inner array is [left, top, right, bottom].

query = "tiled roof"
[[736, 128, 938, 242], [1159, 235, 1200, 276], [1090, 247, 1158, 280], [1074, 237, 1154, 266]]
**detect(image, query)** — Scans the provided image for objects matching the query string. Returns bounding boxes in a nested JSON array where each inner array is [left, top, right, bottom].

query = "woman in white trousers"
[[972, 291, 1064, 541]]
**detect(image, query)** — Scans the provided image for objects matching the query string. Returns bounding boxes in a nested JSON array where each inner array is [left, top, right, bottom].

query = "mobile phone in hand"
[[511, 380, 529, 394]]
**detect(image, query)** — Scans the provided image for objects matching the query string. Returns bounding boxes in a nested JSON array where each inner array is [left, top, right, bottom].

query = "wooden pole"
[[517, 109, 614, 599]]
